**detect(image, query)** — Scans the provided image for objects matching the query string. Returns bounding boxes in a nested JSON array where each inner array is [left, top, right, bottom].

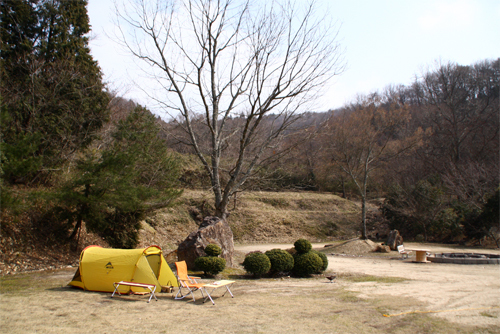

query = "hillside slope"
[[1, 190, 370, 274], [138, 190, 364, 251]]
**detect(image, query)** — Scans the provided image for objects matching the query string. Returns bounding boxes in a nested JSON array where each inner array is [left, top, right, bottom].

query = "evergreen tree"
[[461, 189, 500, 247], [53, 106, 183, 249], [0, 0, 109, 185]]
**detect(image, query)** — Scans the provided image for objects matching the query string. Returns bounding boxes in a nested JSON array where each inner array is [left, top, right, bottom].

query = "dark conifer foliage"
[[1, 0, 109, 184], [52, 106, 183, 249]]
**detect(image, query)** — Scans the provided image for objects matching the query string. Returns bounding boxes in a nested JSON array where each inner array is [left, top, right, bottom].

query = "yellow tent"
[[68, 245, 179, 293]]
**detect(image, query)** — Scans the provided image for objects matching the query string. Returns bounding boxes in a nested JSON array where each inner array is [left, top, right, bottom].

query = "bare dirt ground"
[[235, 242, 500, 327], [0, 242, 499, 333]]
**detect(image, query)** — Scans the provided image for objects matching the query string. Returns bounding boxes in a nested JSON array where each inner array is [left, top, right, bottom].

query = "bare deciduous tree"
[[415, 60, 499, 166], [115, 0, 344, 218], [322, 95, 424, 239]]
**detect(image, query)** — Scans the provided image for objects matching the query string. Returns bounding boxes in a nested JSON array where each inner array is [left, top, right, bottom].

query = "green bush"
[[293, 252, 323, 277], [205, 244, 222, 257], [194, 256, 226, 276], [243, 251, 271, 277], [312, 250, 328, 273], [265, 249, 294, 274], [294, 238, 312, 254]]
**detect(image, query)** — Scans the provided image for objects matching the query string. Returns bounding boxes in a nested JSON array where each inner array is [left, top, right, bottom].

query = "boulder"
[[386, 230, 404, 251], [374, 244, 391, 253], [164, 250, 177, 264], [177, 216, 234, 269]]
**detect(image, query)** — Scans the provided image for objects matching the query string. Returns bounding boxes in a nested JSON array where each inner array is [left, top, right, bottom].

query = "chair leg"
[[175, 285, 205, 302], [175, 288, 183, 299], [175, 287, 189, 300], [183, 286, 196, 301]]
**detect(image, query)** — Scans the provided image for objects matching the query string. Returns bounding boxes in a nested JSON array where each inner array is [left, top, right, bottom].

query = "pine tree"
[[1, 0, 109, 184], [54, 106, 183, 249]]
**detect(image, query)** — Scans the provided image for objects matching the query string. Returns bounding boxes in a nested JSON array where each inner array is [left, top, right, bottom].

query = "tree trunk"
[[421, 221, 428, 242], [361, 195, 367, 239], [215, 197, 229, 220], [69, 184, 90, 243], [341, 176, 346, 199], [69, 218, 82, 240], [233, 193, 238, 211]]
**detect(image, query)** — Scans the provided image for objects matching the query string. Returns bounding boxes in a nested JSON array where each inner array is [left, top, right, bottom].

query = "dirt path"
[[235, 242, 500, 326]]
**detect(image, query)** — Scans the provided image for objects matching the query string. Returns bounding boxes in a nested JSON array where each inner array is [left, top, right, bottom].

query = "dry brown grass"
[[139, 190, 362, 252], [3, 191, 499, 333], [1, 267, 492, 334]]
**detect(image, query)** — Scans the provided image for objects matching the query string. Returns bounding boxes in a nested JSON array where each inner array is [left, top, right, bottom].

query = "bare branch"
[[116, 0, 345, 218]]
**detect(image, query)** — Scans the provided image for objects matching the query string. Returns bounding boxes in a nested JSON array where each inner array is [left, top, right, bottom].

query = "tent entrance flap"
[[146, 254, 161, 279], [71, 268, 82, 282]]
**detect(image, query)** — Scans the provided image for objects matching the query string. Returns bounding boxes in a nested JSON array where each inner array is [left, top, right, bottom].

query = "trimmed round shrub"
[[265, 249, 294, 274], [312, 250, 328, 273], [243, 251, 271, 277], [293, 252, 323, 277], [294, 238, 312, 254], [194, 256, 226, 276], [194, 256, 210, 273], [205, 244, 222, 257]]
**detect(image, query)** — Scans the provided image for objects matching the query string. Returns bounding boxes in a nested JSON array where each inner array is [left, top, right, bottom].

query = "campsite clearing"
[[1, 243, 499, 333]]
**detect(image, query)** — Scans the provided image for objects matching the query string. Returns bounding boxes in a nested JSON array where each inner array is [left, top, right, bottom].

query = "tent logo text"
[[105, 262, 114, 269]]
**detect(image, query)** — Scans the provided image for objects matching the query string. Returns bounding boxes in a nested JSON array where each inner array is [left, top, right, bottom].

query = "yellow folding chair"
[[174, 261, 206, 302]]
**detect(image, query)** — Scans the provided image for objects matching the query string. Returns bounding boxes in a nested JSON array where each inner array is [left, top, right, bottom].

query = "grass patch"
[[258, 198, 289, 208], [0, 273, 36, 293], [219, 266, 246, 279], [341, 274, 408, 284], [391, 313, 472, 334], [0, 269, 73, 294], [335, 288, 362, 303]]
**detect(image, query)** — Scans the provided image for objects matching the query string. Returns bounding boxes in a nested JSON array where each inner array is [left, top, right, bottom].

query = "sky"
[[87, 0, 500, 116]]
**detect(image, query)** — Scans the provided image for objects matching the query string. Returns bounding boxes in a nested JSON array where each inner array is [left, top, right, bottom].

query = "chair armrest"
[[179, 278, 194, 286], [179, 276, 202, 284]]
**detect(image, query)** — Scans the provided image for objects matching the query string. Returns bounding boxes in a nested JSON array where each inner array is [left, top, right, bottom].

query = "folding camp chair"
[[397, 245, 412, 259], [174, 261, 206, 302]]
